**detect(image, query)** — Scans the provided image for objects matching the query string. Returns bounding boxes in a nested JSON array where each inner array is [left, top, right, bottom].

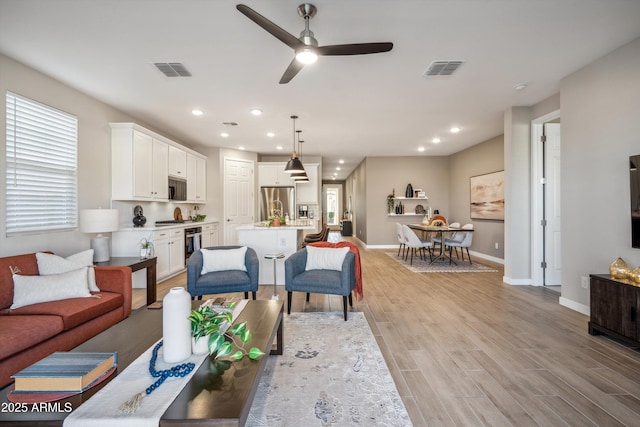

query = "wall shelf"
[[392, 197, 428, 200], [387, 213, 424, 217]]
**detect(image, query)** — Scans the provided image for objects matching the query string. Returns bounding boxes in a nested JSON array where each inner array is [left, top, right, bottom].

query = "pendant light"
[[291, 130, 309, 181], [283, 115, 305, 174], [293, 141, 310, 183]]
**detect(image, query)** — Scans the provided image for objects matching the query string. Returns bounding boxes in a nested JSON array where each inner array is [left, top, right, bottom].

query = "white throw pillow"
[[201, 247, 248, 274], [11, 267, 92, 309], [36, 250, 99, 292], [305, 246, 350, 271]]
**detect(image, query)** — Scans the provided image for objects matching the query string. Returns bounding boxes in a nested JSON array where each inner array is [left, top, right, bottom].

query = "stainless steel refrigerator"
[[260, 187, 296, 221]]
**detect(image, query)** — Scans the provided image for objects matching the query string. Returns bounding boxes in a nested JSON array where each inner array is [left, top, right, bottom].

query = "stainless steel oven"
[[184, 226, 202, 262]]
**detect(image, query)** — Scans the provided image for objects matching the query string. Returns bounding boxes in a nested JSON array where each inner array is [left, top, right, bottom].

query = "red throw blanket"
[[308, 241, 363, 301]]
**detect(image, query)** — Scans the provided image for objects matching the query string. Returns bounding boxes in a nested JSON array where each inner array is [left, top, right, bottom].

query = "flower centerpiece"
[[188, 303, 265, 360]]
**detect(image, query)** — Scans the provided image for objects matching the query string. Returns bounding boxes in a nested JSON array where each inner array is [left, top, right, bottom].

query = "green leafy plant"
[[188, 303, 265, 360], [387, 194, 395, 213], [139, 237, 153, 250]]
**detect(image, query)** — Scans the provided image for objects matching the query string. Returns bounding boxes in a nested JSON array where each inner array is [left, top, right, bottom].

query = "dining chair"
[[395, 223, 407, 258], [401, 225, 433, 265], [432, 222, 460, 251], [445, 223, 474, 264]]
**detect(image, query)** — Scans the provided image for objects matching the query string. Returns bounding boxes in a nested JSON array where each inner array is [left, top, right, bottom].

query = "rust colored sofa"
[[0, 252, 132, 388]]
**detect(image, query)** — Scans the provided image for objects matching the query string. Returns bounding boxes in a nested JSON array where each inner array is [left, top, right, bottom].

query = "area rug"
[[246, 312, 412, 426], [385, 251, 498, 273]]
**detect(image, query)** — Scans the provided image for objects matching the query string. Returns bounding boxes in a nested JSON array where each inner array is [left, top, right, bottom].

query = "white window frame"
[[5, 91, 78, 236]]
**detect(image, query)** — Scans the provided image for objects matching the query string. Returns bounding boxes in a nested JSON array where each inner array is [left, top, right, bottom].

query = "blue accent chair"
[[284, 248, 356, 320], [187, 246, 259, 300]]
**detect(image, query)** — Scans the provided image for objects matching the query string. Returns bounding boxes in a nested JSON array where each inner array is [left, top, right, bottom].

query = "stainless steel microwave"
[[168, 177, 187, 201]]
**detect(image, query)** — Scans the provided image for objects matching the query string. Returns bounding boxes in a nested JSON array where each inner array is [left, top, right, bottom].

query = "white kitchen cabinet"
[[258, 163, 291, 187], [168, 146, 187, 178], [201, 222, 219, 248], [119, 130, 168, 200], [169, 228, 185, 274], [196, 157, 207, 202], [187, 154, 207, 203], [110, 123, 207, 202], [296, 163, 319, 204], [153, 230, 170, 278], [153, 228, 184, 279]]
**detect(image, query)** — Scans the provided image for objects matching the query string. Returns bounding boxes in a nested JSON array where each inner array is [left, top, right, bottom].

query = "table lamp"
[[80, 208, 119, 262]]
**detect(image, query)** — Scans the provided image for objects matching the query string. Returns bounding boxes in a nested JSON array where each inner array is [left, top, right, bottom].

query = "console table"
[[589, 274, 640, 346], [96, 257, 157, 305]]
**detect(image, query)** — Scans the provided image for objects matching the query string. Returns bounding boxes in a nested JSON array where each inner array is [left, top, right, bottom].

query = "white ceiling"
[[1, 0, 639, 180]]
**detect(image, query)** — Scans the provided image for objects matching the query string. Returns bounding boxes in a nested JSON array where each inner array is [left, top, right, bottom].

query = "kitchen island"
[[237, 222, 316, 285]]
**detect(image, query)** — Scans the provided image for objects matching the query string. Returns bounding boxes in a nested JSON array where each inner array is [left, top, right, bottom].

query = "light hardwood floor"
[[133, 247, 640, 426]]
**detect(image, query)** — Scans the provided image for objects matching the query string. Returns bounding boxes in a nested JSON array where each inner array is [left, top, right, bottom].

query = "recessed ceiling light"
[[332, 176, 336, 180], [250, 108, 263, 116], [276, 145, 283, 150], [267, 132, 275, 138], [514, 83, 528, 91], [238, 146, 246, 150], [336, 167, 341, 171], [450, 127, 460, 133], [333, 172, 338, 176], [220, 132, 230, 138], [191, 109, 203, 116], [432, 138, 441, 143], [418, 147, 425, 152], [339, 159, 344, 164]]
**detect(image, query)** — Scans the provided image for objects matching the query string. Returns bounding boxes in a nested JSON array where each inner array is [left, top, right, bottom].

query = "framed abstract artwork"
[[470, 171, 504, 220]]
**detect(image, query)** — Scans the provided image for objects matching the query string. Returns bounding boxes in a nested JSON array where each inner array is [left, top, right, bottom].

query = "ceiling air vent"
[[424, 60, 464, 76], [154, 62, 192, 77], [222, 122, 239, 127]]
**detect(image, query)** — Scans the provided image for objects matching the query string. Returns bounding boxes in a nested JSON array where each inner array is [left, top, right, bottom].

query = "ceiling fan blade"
[[279, 58, 305, 84], [236, 4, 303, 50], [316, 42, 393, 56]]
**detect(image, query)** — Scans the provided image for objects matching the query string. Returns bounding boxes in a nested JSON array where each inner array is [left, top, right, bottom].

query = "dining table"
[[408, 224, 474, 265]]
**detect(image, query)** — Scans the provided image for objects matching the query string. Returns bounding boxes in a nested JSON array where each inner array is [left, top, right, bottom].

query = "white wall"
[[0, 53, 214, 257], [0, 54, 133, 256], [560, 36, 640, 309]]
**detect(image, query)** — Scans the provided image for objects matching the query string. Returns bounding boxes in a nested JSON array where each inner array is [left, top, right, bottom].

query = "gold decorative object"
[[610, 257, 631, 279], [630, 267, 640, 285]]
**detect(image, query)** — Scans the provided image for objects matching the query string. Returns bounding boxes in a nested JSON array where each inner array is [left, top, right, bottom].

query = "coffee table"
[[0, 299, 284, 426]]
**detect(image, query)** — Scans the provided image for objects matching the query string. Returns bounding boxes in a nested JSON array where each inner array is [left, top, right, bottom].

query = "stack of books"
[[12, 352, 117, 393]]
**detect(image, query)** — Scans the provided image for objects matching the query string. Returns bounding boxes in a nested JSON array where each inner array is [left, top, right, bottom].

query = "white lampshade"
[[80, 209, 119, 262], [80, 208, 119, 233]]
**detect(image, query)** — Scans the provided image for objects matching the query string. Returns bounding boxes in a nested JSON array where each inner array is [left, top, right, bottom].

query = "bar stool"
[[264, 252, 285, 300]]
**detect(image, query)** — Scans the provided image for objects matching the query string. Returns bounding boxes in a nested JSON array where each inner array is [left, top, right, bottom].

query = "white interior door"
[[224, 158, 254, 244], [545, 123, 561, 286]]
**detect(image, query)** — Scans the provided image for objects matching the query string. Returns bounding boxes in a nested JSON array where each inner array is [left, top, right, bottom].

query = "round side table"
[[264, 252, 285, 300]]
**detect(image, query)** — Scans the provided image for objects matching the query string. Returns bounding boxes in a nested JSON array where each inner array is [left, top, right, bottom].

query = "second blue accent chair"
[[284, 247, 356, 320]]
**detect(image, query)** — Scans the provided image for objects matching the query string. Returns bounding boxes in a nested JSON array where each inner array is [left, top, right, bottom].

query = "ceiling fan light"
[[284, 156, 305, 173], [295, 48, 318, 64]]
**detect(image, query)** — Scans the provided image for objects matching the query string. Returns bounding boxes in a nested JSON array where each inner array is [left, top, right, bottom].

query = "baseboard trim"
[[559, 297, 590, 316], [469, 250, 504, 265], [365, 244, 398, 250], [503, 276, 532, 285]]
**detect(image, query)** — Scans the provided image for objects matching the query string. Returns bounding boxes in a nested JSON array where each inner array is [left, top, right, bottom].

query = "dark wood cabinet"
[[589, 274, 640, 345]]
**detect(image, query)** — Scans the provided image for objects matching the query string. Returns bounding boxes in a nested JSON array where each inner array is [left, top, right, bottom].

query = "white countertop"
[[236, 221, 317, 231], [116, 220, 219, 232]]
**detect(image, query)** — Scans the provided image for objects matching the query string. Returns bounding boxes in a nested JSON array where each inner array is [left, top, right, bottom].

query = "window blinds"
[[5, 92, 78, 235]]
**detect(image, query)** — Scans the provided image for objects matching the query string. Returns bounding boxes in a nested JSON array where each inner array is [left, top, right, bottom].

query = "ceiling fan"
[[236, 3, 393, 84]]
